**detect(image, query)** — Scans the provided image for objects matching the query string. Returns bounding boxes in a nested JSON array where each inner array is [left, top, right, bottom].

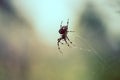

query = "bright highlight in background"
[[38, 0, 71, 45], [12, 0, 72, 45]]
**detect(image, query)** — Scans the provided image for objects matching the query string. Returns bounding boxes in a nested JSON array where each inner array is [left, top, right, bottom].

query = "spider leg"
[[57, 38, 62, 49], [60, 42, 64, 44], [67, 36, 72, 44], [64, 38, 69, 46], [58, 49, 63, 55], [57, 38, 64, 55], [67, 19, 69, 26], [60, 21, 63, 28]]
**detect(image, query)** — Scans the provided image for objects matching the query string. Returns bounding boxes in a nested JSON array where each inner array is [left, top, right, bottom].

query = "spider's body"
[[59, 26, 68, 34], [57, 19, 72, 50]]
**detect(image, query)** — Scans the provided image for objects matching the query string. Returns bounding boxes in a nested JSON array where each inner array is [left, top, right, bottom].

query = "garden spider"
[[57, 19, 73, 50]]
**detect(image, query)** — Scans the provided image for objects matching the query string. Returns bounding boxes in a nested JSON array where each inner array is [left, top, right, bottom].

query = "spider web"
[[68, 32, 106, 65]]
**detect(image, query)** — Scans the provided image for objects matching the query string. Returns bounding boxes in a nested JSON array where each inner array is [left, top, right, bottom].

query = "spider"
[[57, 19, 73, 50]]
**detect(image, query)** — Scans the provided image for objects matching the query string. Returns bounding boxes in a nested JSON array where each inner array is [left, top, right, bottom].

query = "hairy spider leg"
[[67, 19, 69, 26], [64, 38, 69, 47], [57, 37, 62, 49], [66, 36, 72, 44], [60, 21, 63, 28]]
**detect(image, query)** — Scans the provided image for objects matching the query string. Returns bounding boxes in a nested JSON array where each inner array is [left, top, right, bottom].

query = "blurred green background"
[[0, 0, 120, 80]]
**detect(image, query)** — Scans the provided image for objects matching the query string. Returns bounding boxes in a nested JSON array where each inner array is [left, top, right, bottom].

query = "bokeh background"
[[0, 0, 120, 80]]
